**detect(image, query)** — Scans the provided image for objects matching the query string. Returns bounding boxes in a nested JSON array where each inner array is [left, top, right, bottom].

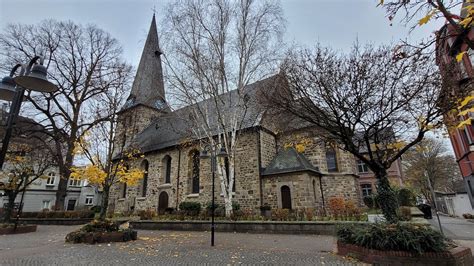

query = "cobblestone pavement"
[[0, 225, 365, 265]]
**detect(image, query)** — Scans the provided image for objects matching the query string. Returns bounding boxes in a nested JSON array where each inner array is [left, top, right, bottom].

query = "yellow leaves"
[[459, 95, 474, 109], [70, 165, 107, 186], [456, 51, 467, 62], [418, 9, 437, 26], [460, 17, 474, 28], [386, 141, 407, 151], [295, 144, 305, 153], [457, 118, 472, 129], [284, 136, 312, 153], [458, 106, 474, 117]]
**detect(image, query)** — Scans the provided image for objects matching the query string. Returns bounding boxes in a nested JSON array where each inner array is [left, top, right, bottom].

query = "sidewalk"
[[0, 225, 365, 265]]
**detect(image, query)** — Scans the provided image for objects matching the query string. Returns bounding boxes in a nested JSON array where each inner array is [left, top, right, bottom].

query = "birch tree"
[[163, 0, 284, 216], [0, 20, 132, 209]]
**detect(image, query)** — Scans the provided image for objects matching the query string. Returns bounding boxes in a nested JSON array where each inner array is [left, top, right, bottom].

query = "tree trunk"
[[3, 191, 16, 224], [374, 169, 399, 223], [99, 185, 110, 221]]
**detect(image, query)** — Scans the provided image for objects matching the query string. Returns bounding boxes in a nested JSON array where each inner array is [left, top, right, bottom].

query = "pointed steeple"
[[123, 14, 167, 112]]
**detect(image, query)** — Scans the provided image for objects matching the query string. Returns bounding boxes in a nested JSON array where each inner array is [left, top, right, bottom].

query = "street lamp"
[[200, 144, 228, 246], [0, 55, 58, 170]]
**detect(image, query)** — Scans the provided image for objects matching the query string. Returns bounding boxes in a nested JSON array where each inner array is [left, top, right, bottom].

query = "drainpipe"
[[319, 175, 326, 215], [257, 130, 263, 207], [176, 147, 181, 209]]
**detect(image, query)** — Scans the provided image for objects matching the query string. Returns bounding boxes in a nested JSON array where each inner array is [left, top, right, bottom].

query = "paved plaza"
[[0, 225, 364, 265]]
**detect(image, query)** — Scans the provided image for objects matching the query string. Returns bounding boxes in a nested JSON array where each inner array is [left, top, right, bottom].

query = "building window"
[[191, 150, 200, 193], [281, 185, 292, 209], [46, 172, 56, 186], [140, 160, 149, 197], [357, 160, 369, 173], [69, 179, 82, 187], [42, 200, 51, 210], [121, 183, 127, 198], [162, 155, 172, 184], [361, 184, 373, 197], [462, 126, 473, 145], [85, 196, 93, 206], [326, 147, 338, 172]]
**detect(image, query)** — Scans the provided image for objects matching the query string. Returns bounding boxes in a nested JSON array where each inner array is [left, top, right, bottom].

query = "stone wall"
[[275, 128, 356, 174], [321, 174, 361, 205], [262, 172, 323, 210], [259, 130, 276, 168], [110, 130, 263, 213]]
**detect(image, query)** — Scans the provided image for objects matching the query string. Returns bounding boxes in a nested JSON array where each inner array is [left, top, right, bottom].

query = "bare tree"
[[0, 140, 55, 223], [267, 44, 444, 223], [403, 137, 461, 202], [0, 20, 132, 209], [163, 0, 284, 216], [381, 0, 474, 52]]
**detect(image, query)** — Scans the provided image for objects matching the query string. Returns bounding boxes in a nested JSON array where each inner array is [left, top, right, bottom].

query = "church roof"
[[262, 147, 320, 176], [121, 15, 167, 112], [130, 75, 280, 153]]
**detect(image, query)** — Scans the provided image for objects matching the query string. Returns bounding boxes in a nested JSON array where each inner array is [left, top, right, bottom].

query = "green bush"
[[179, 201, 201, 216], [397, 188, 415, 207], [81, 219, 119, 232], [337, 223, 448, 254], [90, 206, 102, 213], [363, 196, 374, 209]]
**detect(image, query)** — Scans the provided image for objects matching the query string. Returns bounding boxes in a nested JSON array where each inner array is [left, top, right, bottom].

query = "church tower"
[[117, 15, 168, 148]]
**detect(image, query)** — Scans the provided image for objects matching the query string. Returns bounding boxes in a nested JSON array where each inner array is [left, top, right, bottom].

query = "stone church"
[[109, 16, 363, 214]]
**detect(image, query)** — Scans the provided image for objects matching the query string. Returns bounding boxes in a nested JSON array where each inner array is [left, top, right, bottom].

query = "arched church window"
[[326, 147, 338, 172], [140, 160, 149, 197], [281, 185, 292, 209], [121, 164, 129, 198], [190, 150, 200, 193], [162, 155, 172, 184]]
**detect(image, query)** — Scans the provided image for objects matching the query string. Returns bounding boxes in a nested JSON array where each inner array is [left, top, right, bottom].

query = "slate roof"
[[121, 15, 168, 113], [262, 147, 320, 176], [130, 75, 279, 154]]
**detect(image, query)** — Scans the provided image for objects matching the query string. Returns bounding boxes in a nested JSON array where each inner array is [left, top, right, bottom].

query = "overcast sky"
[[0, 0, 453, 154], [0, 0, 443, 66]]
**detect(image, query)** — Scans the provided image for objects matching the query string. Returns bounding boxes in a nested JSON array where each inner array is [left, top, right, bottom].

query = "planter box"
[[337, 241, 473, 265], [66, 230, 138, 244], [0, 225, 37, 235]]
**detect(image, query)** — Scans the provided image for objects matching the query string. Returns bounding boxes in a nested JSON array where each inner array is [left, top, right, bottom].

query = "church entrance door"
[[281, 185, 292, 209], [158, 191, 169, 214]]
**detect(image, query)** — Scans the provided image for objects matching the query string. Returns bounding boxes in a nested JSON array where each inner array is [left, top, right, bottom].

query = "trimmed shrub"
[[20, 210, 94, 219], [179, 201, 201, 216], [397, 188, 415, 207], [363, 196, 374, 209], [337, 223, 448, 254], [398, 206, 412, 221], [137, 209, 157, 220]]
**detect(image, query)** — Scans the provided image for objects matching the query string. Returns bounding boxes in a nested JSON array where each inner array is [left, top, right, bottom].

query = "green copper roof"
[[262, 148, 320, 176]]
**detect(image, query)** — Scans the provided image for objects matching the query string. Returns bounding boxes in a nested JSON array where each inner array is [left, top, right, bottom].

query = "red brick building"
[[436, 16, 474, 208]]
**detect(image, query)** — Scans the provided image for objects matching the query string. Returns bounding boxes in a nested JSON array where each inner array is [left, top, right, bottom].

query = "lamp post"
[[0, 55, 58, 169], [200, 144, 228, 247], [0, 56, 58, 229]]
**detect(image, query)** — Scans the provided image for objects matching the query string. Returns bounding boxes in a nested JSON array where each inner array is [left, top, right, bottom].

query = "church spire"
[[123, 14, 167, 112]]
